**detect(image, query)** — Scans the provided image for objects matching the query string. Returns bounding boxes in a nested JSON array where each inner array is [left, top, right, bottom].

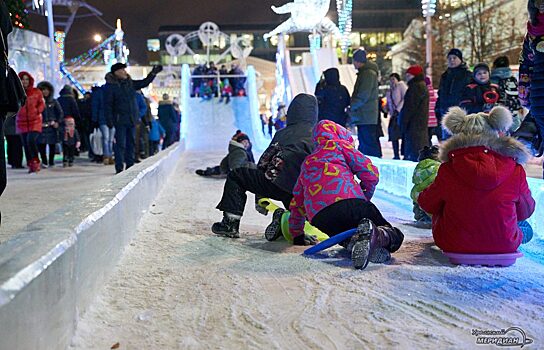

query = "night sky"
[[29, 0, 333, 64]]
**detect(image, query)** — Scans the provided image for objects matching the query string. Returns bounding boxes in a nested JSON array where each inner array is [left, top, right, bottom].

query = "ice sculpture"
[[264, 0, 332, 39]]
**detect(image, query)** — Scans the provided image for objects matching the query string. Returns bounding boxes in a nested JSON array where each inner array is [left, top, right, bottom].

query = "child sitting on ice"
[[418, 106, 535, 254], [410, 145, 441, 227], [289, 120, 404, 270]]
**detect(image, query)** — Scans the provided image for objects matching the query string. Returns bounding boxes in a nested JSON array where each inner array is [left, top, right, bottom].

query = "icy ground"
[[71, 150, 544, 350], [0, 157, 114, 244]]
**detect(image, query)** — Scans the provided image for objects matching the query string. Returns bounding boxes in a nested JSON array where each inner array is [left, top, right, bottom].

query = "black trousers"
[[216, 167, 292, 216], [63, 143, 76, 163], [38, 143, 56, 165], [311, 198, 390, 237], [21, 132, 40, 164], [1, 113, 6, 196], [5, 134, 23, 168]]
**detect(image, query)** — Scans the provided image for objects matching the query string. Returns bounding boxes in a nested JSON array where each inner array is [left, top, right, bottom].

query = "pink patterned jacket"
[[288, 120, 379, 239]]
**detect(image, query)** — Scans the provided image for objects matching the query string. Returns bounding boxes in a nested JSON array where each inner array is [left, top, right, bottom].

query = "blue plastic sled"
[[303, 228, 357, 255]]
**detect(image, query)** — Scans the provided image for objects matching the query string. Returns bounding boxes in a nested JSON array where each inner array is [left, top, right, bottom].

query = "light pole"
[[421, 0, 436, 78], [45, 0, 57, 81]]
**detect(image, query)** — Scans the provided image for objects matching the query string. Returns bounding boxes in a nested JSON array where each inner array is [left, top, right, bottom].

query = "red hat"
[[406, 65, 424, 76]]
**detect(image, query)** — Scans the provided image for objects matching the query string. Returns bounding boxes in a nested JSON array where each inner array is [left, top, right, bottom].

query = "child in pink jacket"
[[289, 120, 404, 269]]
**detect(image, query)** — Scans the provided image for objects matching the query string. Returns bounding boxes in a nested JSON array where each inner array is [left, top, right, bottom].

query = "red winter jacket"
[[16, 71, 44, 134], [418, 135, 535, 254]]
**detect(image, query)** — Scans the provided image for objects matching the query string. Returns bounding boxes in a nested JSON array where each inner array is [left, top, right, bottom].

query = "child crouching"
[[418, 106, 535, 254], [289, 120, 404, 269], [410, 145, 440, 226]]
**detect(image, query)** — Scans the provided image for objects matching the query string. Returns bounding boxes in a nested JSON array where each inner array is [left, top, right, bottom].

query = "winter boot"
[[103, 157, 110, 165], [365, 225, 400, 263], [212, 212, 241, 238], [519, 220, 533, 244], [265, 208, 285, 241], [349, 219, 374, 270]]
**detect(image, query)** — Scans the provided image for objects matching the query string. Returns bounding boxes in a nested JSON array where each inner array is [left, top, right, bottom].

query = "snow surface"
[[70, 150, 544, 350]]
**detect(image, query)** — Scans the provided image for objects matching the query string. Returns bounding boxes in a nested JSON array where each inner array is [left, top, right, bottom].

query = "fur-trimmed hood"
[[440, 135, 530, 190], [440, 134, 531, 165]]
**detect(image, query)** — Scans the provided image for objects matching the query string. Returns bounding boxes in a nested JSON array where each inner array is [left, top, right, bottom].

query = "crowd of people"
[[2, 62, 180, 175], [208, 40, 540, 269], [191, 63, 247, 102]]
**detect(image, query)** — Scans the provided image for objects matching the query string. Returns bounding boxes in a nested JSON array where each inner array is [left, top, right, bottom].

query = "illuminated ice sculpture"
[[264, 0, 335, 39]]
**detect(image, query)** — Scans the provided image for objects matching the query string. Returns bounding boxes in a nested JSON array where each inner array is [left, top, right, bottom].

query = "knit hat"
[[406, 65, 424, 76], [447, 48, 463, 61], [353, 49, 367, 63], [233, 131, 250, 143], [493, 56, 510, 68], [111, 63, 127, 74], [442, 106, 512, 136], [473, 62, 490, 76]]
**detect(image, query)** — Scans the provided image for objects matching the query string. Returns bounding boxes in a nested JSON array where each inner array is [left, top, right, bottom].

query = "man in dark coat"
[[435, 48, 472, 140], [104, 63, 162, 174], [315, 68, 350, 126], [1, 0, 13, 201], [349, 49, 382, 157], [212, 93, 318, 241], [400, 65, 429, 162]]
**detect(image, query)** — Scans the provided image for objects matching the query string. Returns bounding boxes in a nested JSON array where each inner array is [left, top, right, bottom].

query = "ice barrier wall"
[[371, 157, 544, 251], [0, 143, 185, 350]]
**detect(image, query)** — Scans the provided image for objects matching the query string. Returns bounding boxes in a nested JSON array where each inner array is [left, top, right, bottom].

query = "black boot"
[[212, 212, 241, 238], [265, 208, 285, 241], [349, 219, 374, 270]]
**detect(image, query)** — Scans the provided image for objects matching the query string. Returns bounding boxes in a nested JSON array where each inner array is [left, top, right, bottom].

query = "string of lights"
[[336, 0, 352, 53]]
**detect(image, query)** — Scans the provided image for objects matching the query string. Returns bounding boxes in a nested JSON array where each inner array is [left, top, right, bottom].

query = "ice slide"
[[180, 64, 269, 153]]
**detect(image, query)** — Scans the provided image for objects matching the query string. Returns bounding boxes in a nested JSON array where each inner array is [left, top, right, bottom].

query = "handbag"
[[0, 32, 26, 116], [90, 128, 103, 156]]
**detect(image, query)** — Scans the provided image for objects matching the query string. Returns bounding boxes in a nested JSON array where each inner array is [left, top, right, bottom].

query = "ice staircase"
[[180, 65, 268, 153]]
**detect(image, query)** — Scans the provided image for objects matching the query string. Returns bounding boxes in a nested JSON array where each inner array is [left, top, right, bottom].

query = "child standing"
[[149, 117, 165, 156], [62, 117, 80, 167], [410, 146, 440, 227], [289, 120, 404, 269], [459, 63, 500, 114], [418, 107, 535, 254]]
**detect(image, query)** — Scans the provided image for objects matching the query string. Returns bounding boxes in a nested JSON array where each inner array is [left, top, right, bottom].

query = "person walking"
[[349, 49, 382, 157], [399, 65, 429, 162], [16, 71, 45, 173], [435, 49, 472, 140], [314, 68, 351, 127], [385, 73, 407, 159], [104, 63, 162, 174], [37, 81, 63, 167], [91, 85, 114, 165]]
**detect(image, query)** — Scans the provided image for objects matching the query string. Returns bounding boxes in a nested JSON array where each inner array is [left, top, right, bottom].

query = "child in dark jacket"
[[62, 117, 80, 167], [410, 146, 440, 226], [490, 56, 522, 133], [418, 106, 535, 254], [196, 131, 255, 178], [289, 120, 404, 269], [459, 63, 500, 114]]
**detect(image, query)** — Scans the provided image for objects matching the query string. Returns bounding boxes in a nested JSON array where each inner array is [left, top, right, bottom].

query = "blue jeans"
[[99, 125, 115, 157], [113, 125, 135, 173]]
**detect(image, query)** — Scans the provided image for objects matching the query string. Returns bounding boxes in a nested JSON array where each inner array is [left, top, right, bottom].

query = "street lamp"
[[93, 34, 102, 43], [421, 0, 436, 77]]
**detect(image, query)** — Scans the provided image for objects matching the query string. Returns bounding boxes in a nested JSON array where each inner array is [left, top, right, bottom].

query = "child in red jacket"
[[289, 120, 404, 269], [418, 106, 535, 254]]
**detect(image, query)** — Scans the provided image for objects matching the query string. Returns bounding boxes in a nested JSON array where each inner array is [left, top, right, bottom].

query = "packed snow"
[[70, 150, 544, 350]]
